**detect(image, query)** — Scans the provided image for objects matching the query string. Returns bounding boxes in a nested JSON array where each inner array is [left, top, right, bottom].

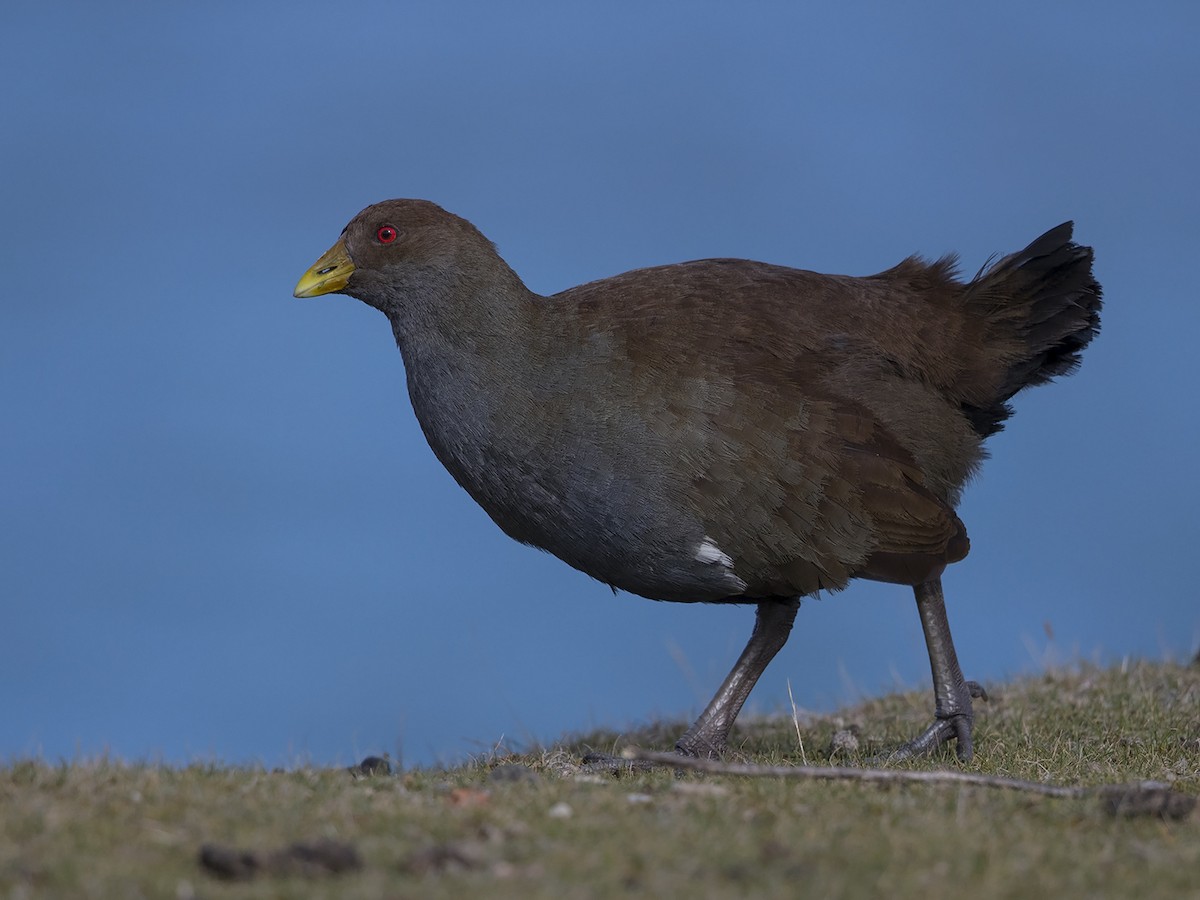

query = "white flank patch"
[[695, 536, 748, 592], [695, 537, 734, 568]]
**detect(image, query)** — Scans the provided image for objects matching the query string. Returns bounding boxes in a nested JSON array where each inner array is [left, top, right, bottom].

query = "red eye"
[[376, 225, 398, 244]]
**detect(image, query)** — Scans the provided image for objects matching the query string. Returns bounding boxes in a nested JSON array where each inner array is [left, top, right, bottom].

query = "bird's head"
[[294, 199, 506, 316]]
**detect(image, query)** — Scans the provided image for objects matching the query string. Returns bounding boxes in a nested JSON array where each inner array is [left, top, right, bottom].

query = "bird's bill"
[[294, 239, 355, 298]]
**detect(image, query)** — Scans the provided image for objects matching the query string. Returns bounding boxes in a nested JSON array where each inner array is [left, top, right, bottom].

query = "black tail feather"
[[961, 222, 1102, 437]]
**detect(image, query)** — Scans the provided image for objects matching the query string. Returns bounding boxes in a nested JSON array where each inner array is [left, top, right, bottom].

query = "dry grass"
[[3, 660, 1198, 898]]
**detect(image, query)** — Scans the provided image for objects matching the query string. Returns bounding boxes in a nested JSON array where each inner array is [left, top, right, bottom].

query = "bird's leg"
[[675, 598, 801, 758], [580, 598, 798, 772], [883, 577, 982, 763]]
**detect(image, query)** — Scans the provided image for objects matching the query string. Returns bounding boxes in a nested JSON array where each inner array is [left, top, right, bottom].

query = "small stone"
[[571, 774, 608, 785], [547, 801, 573, 819], [198, 844, 259, 881], [404, 841, 486, 875], [488, 763, 540, 784], [828, 727, 860, 756], [277, 839, 362, 876]]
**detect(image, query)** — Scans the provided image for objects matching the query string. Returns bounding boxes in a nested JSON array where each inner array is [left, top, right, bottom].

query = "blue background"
[[4, 3, 1197, 768]]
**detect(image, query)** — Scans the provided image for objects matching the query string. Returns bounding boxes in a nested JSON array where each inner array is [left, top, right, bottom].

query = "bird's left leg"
[[582, 596, 800, 771], [674, 597, 801, 758], [883, 577, 985, 763]]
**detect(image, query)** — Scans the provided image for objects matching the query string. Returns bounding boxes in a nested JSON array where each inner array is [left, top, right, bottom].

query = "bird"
[[294, 200, 1101, 762]]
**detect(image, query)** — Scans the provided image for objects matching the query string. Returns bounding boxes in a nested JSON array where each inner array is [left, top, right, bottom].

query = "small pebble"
[[547, 801, 573, 819], [488, 763, 540, 784], [828, 728, 860, 756], [571, 774, 608, 785], [404, 840, 486, 875]]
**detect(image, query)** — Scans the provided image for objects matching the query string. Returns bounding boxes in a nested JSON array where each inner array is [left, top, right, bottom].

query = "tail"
[[959, 222, 1102, 437]]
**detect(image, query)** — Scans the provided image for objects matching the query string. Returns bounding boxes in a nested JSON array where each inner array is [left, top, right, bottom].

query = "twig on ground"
[[620, 748, 1197, 819]]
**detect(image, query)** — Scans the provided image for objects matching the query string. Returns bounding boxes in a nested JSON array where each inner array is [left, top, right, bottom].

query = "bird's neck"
[[388, 257, 541, 388], [387, 262, 559, 500]]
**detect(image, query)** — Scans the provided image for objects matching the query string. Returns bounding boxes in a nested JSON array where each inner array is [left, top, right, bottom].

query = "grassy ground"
[[3, 660, 1198, 898]]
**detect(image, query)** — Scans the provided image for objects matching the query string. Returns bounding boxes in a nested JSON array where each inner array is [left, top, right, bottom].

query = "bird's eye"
[[376, 225, 398, 244]]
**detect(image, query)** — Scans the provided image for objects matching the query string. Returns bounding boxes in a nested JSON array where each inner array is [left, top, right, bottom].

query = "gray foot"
[[674, 732, 726, 760], [875, 681, 987, 763], [578, 751, 658, 774]]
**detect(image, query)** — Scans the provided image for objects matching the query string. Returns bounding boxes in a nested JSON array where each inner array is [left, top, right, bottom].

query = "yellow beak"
[[294, 238, 355, 298]]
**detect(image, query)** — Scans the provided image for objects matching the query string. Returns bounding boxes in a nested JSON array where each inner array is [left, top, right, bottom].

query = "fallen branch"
[[620, 748, 1197, 819]]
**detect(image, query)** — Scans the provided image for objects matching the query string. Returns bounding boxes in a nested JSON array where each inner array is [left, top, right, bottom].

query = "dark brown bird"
[[294, 201, 1101, 762]]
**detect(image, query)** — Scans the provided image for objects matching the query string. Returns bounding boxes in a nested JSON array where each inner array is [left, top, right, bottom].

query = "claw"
[[871, 710, 974, 764], [951, 714, 974, 762]]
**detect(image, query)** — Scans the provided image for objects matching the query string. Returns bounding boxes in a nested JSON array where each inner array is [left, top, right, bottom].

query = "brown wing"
[[836, 407, 970, 586], [695, 389, 969, 598]]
